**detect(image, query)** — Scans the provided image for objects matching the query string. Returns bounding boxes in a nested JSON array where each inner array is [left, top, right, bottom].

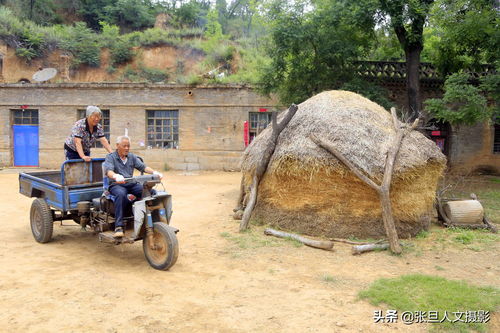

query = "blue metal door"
[[13, 125, 39, 166]]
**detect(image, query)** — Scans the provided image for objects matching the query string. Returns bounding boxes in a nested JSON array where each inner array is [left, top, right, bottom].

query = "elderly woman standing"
[[64, 105, 113, 161]]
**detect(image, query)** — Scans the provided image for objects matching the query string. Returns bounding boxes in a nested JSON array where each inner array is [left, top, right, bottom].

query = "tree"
[[377, 0, 435, 120], [261, 0, 446, 117], [5, 0, 62, 25], [215, 0, 228, 32], [174, 0, 209, 28], [424, 73, 493, 125], [423, 0, 499, 125], [103, 0, 155, 30], [79, 0, 115, 30], [428, 0, 499, 75], [204, 7, 223, 40], [259, 0, 381, 105], [78, 0, 155, 31]]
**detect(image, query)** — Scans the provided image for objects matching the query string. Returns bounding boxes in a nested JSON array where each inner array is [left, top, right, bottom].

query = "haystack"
[[240, 91, 447, 238]]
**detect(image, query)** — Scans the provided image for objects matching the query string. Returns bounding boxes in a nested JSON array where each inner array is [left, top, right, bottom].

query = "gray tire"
[[143, 222, 179, 270], [30, 198, 54, 243]]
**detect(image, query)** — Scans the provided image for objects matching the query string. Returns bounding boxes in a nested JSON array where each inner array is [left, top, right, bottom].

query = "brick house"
[[0, 82, 498, 173]]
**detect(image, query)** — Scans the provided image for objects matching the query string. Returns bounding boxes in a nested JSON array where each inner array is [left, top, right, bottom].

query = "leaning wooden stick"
[[239, 104, 299, 231], [330, 238, 386, 245], [264, 228, 334, 250], [351, 243, 390, 255]]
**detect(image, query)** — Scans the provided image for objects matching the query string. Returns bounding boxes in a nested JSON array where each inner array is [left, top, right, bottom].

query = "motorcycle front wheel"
[[143, 222, 179, 270]]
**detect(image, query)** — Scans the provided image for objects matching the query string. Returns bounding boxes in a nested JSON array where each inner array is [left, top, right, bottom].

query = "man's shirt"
[[103, 151, 146, 178]]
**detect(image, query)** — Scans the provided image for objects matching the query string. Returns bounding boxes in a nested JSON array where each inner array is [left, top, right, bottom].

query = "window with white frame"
[[146, 110, 179, 148], [249, 112, 272, 143]]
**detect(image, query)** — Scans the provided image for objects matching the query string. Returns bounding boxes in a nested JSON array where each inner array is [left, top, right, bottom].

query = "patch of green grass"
[[442, 175, 500, 224], [423, 227, 498, 252], [478, 190, 500, 223], [434, 265, 445, 271], [453, 232, 474, 245], [416, 230, 429, 239], [321, 274, 339, 284], [219, 228, 305, 258], [219, 229, 282, 250], [359, 274, 500, 332], [447, 228, 498, 249], [489, 177, 500, 184]]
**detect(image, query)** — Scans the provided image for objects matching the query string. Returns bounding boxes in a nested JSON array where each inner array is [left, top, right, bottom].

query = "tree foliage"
[[423, 0, 499, 125], [102, 0, 155, 31], [173, 0, 209, 28], [1, 0, 498, 126], [60, 22, 101, 66], [428, 0, 499, 75], [259, 0, 380, 105], [425, 73, 493, 125]]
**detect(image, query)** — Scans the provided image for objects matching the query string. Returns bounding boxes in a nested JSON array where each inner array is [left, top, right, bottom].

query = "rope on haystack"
[[310, 107, 419, 254], [238, 104, 299, 232]]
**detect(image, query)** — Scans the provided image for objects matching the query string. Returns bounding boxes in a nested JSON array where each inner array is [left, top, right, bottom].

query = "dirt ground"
[[0, 170, 498, 333]]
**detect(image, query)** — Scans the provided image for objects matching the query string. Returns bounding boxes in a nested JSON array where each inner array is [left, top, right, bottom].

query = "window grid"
[[249, 112, 272, 143], [77, 109, 110, 148], [12, 109, 38, 125], [146, 110, 179, 149]]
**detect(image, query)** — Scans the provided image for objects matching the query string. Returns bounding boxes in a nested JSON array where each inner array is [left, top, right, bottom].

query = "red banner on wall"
[[259, 108, 267, 112], [243, 121, 249, 147], [431, 131, 441, 136]]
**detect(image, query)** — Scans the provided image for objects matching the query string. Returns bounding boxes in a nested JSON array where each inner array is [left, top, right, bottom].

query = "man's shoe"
[[114, 227, 124, 238]]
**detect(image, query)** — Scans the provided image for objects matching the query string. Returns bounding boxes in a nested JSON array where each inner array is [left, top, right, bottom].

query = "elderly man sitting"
[[103, 135, 163, 237]]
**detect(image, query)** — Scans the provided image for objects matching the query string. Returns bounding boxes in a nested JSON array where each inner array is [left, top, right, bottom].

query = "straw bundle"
[[241, 91, 446, 238]]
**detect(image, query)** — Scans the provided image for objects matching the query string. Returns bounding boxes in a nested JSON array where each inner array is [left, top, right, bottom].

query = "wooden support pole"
[[310, 108, 419, 254], [239, 104, 299, 231]]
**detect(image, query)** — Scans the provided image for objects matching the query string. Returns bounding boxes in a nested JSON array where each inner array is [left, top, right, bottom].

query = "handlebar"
[[109, 174, 161, 184]]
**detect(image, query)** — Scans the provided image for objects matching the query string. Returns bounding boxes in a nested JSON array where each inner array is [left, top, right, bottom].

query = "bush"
[[140, 67, 168, 83], [15, 47, 38, 61], [0, 7, 24, 38], [122, 65, 169, 83], [110, 38, 134, 65], [122, 65, 141, 82], [425, 73, 492, 125], [103, 0, 155, 30], [0, 8, 48, 60], [137, 28, 179, 47], [60, 22, 101, 67]]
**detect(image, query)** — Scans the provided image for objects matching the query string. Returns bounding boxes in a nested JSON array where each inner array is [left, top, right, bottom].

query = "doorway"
[[425, 118, 451, 156], [12, 109, 39, 166]]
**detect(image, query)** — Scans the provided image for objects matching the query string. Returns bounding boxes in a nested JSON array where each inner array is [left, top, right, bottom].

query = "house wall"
[[0, 83, 275, 170], [449, 121, 500, 174], [0, 83, 497, 173]]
